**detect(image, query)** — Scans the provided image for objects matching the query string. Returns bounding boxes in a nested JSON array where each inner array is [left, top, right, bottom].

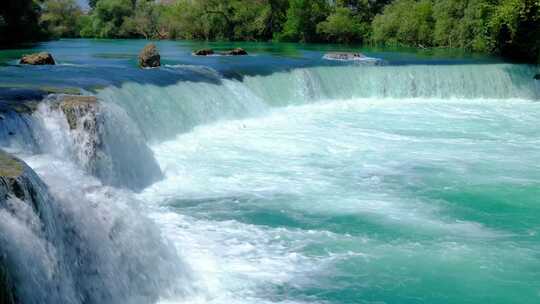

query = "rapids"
[[0, 40, 539, 304]]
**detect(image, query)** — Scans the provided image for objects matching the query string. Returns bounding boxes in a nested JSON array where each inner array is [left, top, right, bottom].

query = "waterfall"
[[97, 63, 540, 141], [1, 94, 162, 191], [1, 60, 539, 304], [0, 151, 190, 304]]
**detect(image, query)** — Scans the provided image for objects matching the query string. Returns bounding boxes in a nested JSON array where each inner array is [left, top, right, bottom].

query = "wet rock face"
[[227, 48, 248, 56], [19, 53, 56, 65], [193, 48, 214, 56], [50, 95, 162, 191], [0, 151, 43, 212], [56, 95, 98, 131], [55, 95, 103, 180], [0, 150, 48, 304], [0, 152, 25, 304], [138, 43, 161, 68]]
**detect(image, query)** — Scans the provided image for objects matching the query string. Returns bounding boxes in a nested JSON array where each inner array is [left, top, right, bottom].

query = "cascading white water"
[[97, 63, 540, 141], [0, 152, 192, 304], [1, 60, 540, 304], [0, 96, 191, 304]]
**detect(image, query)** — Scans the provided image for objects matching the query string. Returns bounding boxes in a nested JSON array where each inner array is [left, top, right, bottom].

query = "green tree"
[[122, 0, 167, 39], [0, 0, 46, 44], [372, 0, 435, 47], [89, 0, 99, 8], [489, 0, 540, 62], [81, 0, 135, 38], [40, 0, 84, 38], [278, 0, 330, 42], [317, 7, 368, 43]]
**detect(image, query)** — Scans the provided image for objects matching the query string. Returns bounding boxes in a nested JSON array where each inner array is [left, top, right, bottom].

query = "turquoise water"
[[1, 40, 540, 304]]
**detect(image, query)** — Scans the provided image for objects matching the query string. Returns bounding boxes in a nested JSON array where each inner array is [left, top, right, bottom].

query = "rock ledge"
[[20, 52, 56, 65]]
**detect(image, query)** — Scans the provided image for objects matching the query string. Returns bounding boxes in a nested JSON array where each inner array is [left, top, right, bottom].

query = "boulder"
[[50, 95, 162, 191], [138, 43, 160, 68], [19, 52, 55, 65], [323, 52, 366, 61], [534, 74, 540, 80], [193, 48, 214, 56], [0, 150, 24, 182], [226, 48, 248, 56], [56, 95, 98, 130], [0, 150, 36, 304]]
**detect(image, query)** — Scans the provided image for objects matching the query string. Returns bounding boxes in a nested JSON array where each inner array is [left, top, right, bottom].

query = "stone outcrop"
[[50, 95, 162, 191], [193, 48, 215, 56], [226, 48, 248, 56], [19, 52, 55, 65], [0, 151, 25, 304], [323, 52, 367, 61], [56, 95, 98, 130], [50, 95, 103, 181], [138, 43, 161, 68], [0, 150, 46, 213], [534, 74, 540, 80], [0, 150, 51, 304]]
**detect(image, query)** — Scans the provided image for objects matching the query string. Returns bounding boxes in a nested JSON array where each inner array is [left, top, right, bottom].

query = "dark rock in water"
[[138, 43, 161, 68], [534, 74, 540, 80], [324, 52, 367, 61], [226, 48, 248, 56], [20, 52, 55, 65], [193, 48, 214, 56]]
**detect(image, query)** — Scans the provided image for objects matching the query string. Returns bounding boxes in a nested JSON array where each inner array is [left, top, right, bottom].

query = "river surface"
[[1, 39, 540, 304]]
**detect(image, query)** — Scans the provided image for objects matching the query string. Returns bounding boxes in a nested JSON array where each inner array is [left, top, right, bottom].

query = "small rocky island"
[[139, 43, 161, 68], [19, 52, 56, 65], [193, 48, 248, 56]]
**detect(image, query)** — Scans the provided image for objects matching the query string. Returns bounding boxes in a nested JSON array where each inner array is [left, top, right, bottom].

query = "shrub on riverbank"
[[2, 0, 538, 63]]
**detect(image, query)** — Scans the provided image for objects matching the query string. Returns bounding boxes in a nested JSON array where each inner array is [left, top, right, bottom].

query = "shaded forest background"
[[1, 0, 539, 62]]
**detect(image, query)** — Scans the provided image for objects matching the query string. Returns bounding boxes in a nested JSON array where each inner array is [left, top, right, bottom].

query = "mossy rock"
[[0, 151, 23, 178]]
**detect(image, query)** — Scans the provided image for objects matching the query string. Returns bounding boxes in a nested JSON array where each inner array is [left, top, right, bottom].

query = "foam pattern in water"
[[139, 97, 540, 304]]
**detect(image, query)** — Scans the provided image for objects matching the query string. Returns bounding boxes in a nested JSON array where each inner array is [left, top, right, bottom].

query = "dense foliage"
[[1, 0, 539, 62], [0, 0, 46, 45], [372, 0, 540, 62]]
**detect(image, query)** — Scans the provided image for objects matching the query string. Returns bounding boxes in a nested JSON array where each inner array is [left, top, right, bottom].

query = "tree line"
[[1, 0, 539, 62]]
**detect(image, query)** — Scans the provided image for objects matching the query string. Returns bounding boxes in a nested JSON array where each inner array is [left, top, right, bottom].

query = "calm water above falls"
[[1, 39, 540, 304]]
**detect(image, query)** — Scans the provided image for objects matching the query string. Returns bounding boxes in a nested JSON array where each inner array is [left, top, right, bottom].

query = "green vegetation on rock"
[[0, 151, 24, 178]]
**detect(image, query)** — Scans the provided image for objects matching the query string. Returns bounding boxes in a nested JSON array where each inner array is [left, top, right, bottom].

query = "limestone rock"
[[20, 52, 55, 65], [193, 48, 214, 56], [226, 48, 248, 56], [138, 43, 161, 68], [56, 95, 98, 130]]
